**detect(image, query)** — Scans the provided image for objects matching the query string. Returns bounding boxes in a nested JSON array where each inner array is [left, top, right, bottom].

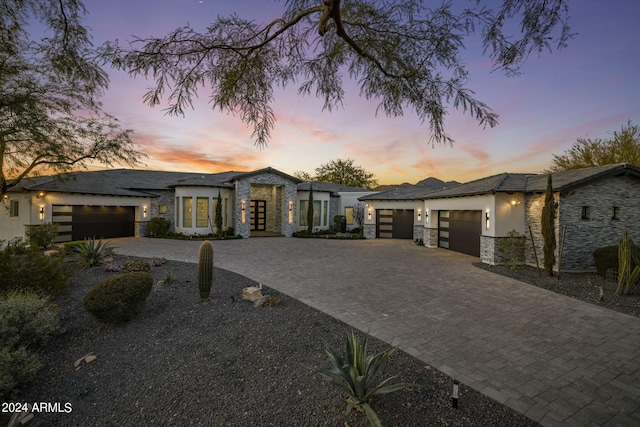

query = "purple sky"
[[81, 0, 640, 184]]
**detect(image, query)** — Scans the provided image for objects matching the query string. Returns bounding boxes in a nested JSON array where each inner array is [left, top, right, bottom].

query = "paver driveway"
[[111, 237, 640, 426]]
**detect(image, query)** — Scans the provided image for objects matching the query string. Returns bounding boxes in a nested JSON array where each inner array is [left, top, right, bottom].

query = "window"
[[183, 198, 193, 228], [581, 206, 590, 220], [9, 200, 19, 217], [345, 207, 354, 225], [612, 206, 620, 220], [159, 204, 168, 214], [299, 200, 321, 226], [196, 197, 209, 228]]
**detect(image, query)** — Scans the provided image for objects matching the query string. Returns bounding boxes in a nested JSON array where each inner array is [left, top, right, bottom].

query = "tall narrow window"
[[345, 207, 354, 225], [612, 206, 620, 220], [183, 197, 193, 228], [299, 200, 308, 226], [9, 200, 19, 217], [196, 197, 209, 228], [323, 201, 328, 226], [581, 206, 590, 220]]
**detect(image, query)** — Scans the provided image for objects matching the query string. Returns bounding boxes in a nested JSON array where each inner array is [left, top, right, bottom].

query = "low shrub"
[[0, 291, 59, 400], [0, 291, 60, 349], [147, 217, 171, 237], [0, 247, 70, 297], [83, 272, 154, 323], [25, 223, 59, 249], [123, 260, 152, 273], [0, 346, 41, 401], [593, 245, 619, 277], [70, 237, 115, 267]]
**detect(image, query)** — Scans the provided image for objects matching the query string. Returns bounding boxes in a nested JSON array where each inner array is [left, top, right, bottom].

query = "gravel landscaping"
[[14, 256, 539, 427]]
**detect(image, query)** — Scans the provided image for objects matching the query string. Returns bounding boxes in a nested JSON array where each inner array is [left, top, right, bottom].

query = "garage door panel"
[[439, 210, 481, 257], [376, 209, 414, 239], [52, 205, 135, 241]]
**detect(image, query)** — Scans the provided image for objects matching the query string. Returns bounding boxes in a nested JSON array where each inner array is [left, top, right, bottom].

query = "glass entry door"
[[250, 200, 266, 231]]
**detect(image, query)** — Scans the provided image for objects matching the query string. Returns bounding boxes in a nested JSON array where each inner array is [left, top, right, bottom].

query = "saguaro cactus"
[[198, 240, 214, 299]]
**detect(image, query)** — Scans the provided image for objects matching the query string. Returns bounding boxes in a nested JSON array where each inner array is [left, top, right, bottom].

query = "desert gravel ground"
[[17, 256, 539, 427]]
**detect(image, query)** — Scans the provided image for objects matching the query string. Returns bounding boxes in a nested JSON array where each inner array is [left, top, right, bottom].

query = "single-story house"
[[361, 163, 640, 271], [1, 167, 375, 244]]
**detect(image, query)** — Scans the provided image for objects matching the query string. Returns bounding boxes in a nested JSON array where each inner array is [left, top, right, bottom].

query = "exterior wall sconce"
[[37, 191, 46, 198], [417, 208, 422, 222], [367, 206, 372, 221], [288, 200, 293, 224], [39, 206, 45, 221], [485, 210, 490, 230], [510, 200, 520, 206], [241, 200, 246, 224], [143, 206, 148, 218], [2, 194, 8, 201], [425, 209, 429, 223]]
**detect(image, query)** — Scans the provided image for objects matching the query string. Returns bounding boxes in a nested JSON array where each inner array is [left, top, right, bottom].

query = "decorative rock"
[[74, 352, 96, 370], [253, 295, 271, 307], [43, 250, 58, 257], [242, 287, 263, 302]]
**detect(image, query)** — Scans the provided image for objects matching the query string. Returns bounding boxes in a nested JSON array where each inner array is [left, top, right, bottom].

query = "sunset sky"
[[81, 0, 639, 185]]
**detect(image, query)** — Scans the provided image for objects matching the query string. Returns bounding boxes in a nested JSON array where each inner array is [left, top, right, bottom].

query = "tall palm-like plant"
[[308, 330, 418, 427]]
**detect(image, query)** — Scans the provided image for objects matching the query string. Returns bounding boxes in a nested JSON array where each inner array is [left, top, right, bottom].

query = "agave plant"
[[308, 330, 418, 427], [73, 237, 115, 267]]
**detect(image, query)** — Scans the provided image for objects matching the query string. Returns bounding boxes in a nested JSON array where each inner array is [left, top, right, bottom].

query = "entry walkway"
[[111, 237, 640, 426]]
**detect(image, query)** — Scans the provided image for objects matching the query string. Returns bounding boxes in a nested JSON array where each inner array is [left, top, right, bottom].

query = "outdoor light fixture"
[[485, 210, 490, 230], [2, 194, 7, 201], [288, 200, 293, 224], [37, 191, 46, 198], [39, 206, 45, 221], [417, 208, 422, 222], [241, 200, 246, 223], [511, 200, 521, 206], [452, 380, 459, 408], [143, 206, 147, 218], [425, 209, 429, 223]]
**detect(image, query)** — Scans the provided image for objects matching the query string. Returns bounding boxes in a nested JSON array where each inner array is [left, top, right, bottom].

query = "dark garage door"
[[438, 210, 481, 257], [53, 205, 135, 241], [72, 206, 135, 240], [376, 209, 414, 239]]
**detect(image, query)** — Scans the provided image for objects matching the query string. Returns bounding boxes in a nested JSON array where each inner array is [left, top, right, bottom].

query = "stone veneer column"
[[423, 227, 438, 248]]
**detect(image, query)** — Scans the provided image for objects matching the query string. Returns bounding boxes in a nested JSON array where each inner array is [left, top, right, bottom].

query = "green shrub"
[[147, 217, 171, 237], [26, 223, 59, 249], [0, 247, 70, 297], [83, 272, 154, 323], [0, 346, 41, 401], [123, 260, 152, 273], [616, 231, 640, 295], [0, 291, 60, 349], [0, 291, 59, 401], [308, 330, 418, 427], [71, 237, 115, 267], [496, 230, 527, 269], [593, 245, 619, 277]]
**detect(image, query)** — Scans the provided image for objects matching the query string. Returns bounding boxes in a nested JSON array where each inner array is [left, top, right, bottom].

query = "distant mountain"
[[373, 177, 459, 192]]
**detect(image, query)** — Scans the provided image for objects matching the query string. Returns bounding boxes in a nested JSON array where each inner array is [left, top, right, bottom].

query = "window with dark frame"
[[612, 206, 620, 220], [581, 206, 590, 220], [9, 200, 19, 217]]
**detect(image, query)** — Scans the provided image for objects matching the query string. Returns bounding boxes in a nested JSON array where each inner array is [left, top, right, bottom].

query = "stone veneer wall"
[[234, 173, 298, 238], [330, 195, 340, 228], [525, 175, 640, 271], [149, 189, 177, 232], [413, 225, 423, 242], [250, 184, 278, 232], [525, 192, 560, 271], [364, 224, 376, 239], [423, 227, 438, 248], [557, 175, 640, 271]]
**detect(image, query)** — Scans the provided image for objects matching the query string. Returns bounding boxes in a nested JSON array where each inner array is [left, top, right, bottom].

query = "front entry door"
[[250, 200, 266, 231]]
